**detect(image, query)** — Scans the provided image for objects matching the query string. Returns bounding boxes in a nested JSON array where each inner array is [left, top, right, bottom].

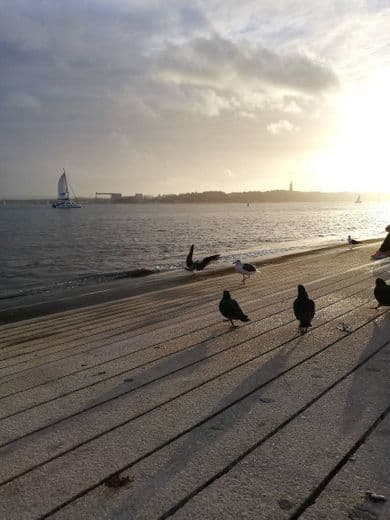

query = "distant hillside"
[[3, 190, 389, 204], [150, 190, 388, 203]]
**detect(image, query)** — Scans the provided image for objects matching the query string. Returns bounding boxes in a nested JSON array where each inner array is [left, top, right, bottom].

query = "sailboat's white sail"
[[53, 168, 81, 208], [58, 170, 69, 200]]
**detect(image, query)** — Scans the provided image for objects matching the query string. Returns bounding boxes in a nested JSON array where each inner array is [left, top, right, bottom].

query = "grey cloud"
[[0, 2, 214, 132], [157, 35, 339, 94], [0, 2, 336, 129]]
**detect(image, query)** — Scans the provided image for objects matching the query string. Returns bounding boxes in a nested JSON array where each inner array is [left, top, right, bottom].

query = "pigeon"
[[293, 285, 315, 334], [219, 290, 250, 328], [374, 278, 390, 309], [185, 245, 220, 272], [348, 235, 362, 247], [233, 260, 257, 284]]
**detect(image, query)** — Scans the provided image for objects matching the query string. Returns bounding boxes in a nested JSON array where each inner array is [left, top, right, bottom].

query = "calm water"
[[0, 202, 388, 299]]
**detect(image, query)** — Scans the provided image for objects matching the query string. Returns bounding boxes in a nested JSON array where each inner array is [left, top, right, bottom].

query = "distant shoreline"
[[2, 191, 389, 204]]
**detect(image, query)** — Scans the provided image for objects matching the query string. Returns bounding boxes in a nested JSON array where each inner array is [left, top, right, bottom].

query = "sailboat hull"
[[52, 200, 81, 208]]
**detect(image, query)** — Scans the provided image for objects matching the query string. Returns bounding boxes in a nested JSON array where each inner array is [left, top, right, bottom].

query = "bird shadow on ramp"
[[342, 316, 390, 436], [110, 339, 302, 518], [83, 332, 216, 409], [370, 261, 390, 282], [340, 317, 390, 517], [334, 249, 355, 257]]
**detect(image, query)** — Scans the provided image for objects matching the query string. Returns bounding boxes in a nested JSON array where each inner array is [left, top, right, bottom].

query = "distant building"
[[95, 192, 122, 201], [289, 181, 293, 192], [134, 193, 144, 201]]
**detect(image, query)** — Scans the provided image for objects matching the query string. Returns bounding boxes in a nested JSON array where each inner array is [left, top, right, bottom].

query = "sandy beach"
[[1, 241, 389, 519]]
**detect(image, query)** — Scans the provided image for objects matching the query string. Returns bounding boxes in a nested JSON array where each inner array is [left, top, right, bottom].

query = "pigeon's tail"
[[300, 321, 312, 328]]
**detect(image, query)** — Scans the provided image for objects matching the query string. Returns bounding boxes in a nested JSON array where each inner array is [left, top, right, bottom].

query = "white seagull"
[[233, 260, 258, 284]]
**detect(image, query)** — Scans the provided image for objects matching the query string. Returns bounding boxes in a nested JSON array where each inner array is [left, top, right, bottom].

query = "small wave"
[[0, 291, 26, 301], [79, 268, 159, 282], [0, 268, 161, 301]]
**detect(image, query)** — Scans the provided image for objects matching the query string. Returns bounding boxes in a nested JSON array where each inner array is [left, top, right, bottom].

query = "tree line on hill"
[[138, 190, 384, 203]]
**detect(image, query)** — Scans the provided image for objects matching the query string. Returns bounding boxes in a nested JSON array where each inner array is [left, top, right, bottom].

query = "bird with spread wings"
[[185, 244, 220, 271]]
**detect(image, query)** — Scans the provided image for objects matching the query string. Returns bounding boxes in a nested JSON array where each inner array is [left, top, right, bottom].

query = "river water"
[[0, 201, 388, 299]]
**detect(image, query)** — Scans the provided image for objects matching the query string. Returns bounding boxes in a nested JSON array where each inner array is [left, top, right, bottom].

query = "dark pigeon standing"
[[219, 290, 250, 328], [374, 278, 390, 309], [185, 245, 220, 272], [293, 284, 315, 334]]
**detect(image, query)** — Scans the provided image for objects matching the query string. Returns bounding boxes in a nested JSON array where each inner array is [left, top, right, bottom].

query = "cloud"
[[154, 34, 338, 116], [267, 119, 297, 135], [0, 3, 337, 125]]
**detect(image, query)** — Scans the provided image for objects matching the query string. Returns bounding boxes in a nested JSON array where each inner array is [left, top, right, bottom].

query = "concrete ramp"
[[0, 244, 389, 519]]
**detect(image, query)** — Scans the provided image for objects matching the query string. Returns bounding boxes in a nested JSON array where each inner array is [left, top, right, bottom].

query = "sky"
[[1, 0, 390, 198]]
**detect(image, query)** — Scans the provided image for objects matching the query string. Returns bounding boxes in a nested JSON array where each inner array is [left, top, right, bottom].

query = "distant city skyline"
[[1, 1, 390, 197]]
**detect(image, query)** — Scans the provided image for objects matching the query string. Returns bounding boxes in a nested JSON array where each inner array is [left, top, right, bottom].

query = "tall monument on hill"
[[289, 180, 293, 192]]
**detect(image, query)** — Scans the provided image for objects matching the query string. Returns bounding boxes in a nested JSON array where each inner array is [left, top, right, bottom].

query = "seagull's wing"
[[186, 245, 194, 269], [242, 263, 257, 272], [196, 254, 220, 270]]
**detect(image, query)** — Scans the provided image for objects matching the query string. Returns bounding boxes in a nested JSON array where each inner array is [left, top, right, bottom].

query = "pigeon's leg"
[[241, 274, 245, 284], [230, 319, 238, 328]]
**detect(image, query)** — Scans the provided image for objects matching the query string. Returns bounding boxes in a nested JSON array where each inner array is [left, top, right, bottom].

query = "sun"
[[304, 81, 390, 193]]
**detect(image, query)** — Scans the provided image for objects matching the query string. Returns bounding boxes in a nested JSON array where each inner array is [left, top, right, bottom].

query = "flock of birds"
[[184, 241, 390, 333]]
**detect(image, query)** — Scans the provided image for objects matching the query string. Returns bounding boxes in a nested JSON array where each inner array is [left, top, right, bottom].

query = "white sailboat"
[[52, 169, 81, 208], [355, 194, 362, 204]]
